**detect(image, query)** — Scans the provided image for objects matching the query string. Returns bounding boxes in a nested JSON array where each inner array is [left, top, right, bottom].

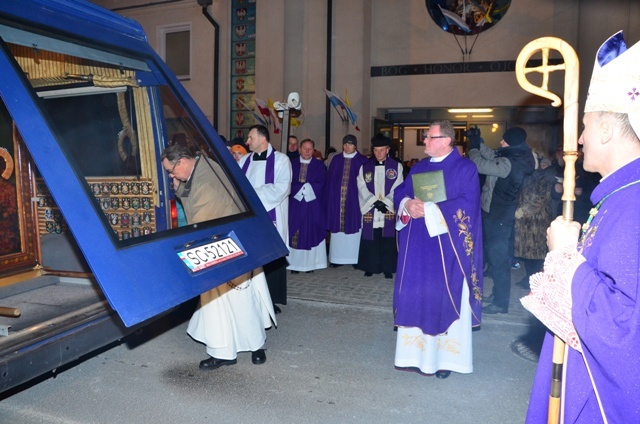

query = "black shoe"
[[510, 339, 540, 363], [483, 304, 508, 314], [384, 272, 393, 279], [364, 272, 373, 277], [290, 270, 299, 274], [482, 294, 494, 304], [435, 370, 451, 379], [305, 271, 314, 274], [329, 263, 343, 268], [251, 349, 266, 365], [273, 304, 281, 314], [199, 357, 237, 370]]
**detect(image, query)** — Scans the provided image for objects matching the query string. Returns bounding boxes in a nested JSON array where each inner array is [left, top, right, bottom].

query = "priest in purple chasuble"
[[287, 138, 328, 272], [393, 120, 483, 378], [355, 134, 404, 278], [325, 134, 369, 266], [523, 32, 640, 424], [239, 124, 292, 309]]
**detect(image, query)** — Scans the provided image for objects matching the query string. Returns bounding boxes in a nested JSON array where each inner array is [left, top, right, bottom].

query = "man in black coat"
[[468, 127, 535, 314]]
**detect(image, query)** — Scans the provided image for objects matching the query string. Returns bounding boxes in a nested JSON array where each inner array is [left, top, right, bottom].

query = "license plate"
[[177, 238, 244, 272]]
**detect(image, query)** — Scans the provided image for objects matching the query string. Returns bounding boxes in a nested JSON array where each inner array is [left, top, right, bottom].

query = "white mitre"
[[585, 31, 640, 138]]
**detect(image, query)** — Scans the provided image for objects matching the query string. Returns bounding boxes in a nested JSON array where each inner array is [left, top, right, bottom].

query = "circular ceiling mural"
[[425, 0, 513, 36]]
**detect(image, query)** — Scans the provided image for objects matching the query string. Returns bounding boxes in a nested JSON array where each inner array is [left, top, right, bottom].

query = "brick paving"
[[287, 261, 535, 324]]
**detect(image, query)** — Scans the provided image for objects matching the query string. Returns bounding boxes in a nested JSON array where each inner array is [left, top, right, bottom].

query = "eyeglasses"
[[424, 135, 448, 140], [166, 158, 181, 174]]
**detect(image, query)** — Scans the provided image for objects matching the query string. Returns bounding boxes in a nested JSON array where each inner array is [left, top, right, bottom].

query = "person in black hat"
[[355, 134, 404, 278], [468, 126, 535, 314], [326, 134, 368, 267]]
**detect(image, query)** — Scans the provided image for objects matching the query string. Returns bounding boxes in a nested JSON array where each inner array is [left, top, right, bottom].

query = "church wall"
[[90, 0, 640, 157]]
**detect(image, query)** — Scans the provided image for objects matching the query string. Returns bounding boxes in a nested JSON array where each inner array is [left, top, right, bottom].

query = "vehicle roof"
[[0, 0, 148, 52]]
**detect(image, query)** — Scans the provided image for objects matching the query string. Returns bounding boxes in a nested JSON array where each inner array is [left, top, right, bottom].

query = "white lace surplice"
[[520, 247, 585, 352]]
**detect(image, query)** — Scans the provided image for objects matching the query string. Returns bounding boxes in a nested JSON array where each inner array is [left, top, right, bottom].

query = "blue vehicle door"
[[0, 2, 288, 327]]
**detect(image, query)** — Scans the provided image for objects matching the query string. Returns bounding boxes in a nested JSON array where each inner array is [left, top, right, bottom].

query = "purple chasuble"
[[242, 150, 276, 223], [326, 152, 368, 234], [288, 157, 326, 250], [361, 158, 399, 241], [526, 157, 640, 423], [393, 149, 483, 335]]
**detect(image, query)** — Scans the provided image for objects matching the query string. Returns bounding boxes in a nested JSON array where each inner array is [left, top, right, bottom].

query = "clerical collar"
[[252, 144, 272, 161], [300, 157, 312, 164], [343, 151, 357, 158], [429, 149, 453, 163], [376, 160, 385, 166], [253, 150, 268, 161]]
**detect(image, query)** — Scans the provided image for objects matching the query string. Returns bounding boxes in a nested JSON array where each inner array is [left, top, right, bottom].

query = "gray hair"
[[600, 111, 640, 142], [430, 120, 455, 147], [161, 142, 195, 163]]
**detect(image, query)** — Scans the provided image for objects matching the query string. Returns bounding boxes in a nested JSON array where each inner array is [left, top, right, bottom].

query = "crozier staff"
[[516, 35, 579, 424]]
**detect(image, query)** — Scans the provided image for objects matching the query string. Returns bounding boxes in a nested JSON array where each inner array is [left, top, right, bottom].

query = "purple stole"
[[361, 159, 398, 241], [242, 150, 277, 224]]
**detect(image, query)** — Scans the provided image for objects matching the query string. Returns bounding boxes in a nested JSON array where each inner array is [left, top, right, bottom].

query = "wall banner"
[[230, 0, 257, 141]]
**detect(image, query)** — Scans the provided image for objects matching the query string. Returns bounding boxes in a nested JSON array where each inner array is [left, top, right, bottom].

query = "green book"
[[412, 170, 447, 203]]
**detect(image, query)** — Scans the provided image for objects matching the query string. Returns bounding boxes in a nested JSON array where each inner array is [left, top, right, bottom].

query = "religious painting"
[[0, 147, 19, 256], [0, 111, 38, 274], [425, 0, 512, 36]]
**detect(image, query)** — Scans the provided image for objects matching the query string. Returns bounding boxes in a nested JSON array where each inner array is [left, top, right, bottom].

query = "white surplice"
[[328, 230, 362, 264], [238, 144, 292, 245], [187, 269, 276, 360], [394, 282, 473, 375]]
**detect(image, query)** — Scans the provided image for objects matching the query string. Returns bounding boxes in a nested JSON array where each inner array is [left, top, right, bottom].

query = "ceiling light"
[[447, 108, 493, 113], [471, 114, 494, 118]]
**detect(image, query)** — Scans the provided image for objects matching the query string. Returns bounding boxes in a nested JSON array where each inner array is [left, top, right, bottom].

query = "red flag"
[[237, 97, 268, 127], [268, 98, 282, 134], [254, 98, 272, 125]]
